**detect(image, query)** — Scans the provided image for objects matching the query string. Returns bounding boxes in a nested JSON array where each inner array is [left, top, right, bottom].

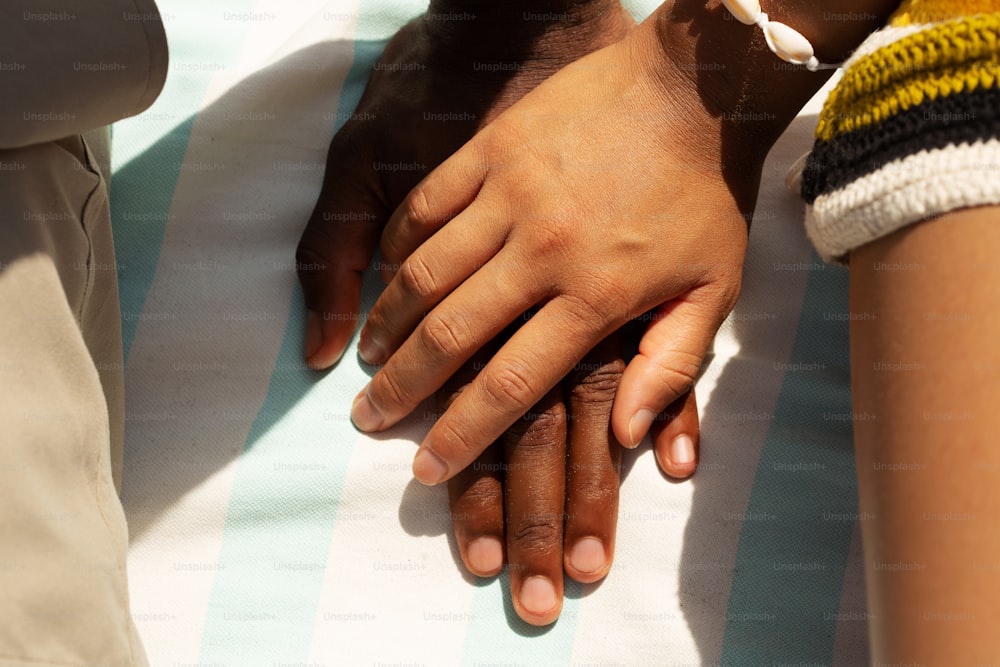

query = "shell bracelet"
[[721, 0, 841, 72]]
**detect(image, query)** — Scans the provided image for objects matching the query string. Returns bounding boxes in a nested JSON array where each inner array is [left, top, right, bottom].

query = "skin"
[[351, 0, 901, 479], [442, 338, 624, 623], [353, 19, 746, 485], [295, 1, 700, 625], [850, 205, 1000, 664], [305, 0, 1000, 657], [300, 0, 908, 636]]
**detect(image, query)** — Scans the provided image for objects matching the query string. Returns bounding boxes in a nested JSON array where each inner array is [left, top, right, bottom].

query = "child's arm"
[[807, 3, 1000, 659], [850, 204, 1000, 663]]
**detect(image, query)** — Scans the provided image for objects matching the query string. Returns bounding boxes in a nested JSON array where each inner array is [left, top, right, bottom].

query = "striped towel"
[[111, 0, 868, 663]]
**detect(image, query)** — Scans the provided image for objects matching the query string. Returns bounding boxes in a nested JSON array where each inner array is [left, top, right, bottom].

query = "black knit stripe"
[[802, 84, 1000, 204]]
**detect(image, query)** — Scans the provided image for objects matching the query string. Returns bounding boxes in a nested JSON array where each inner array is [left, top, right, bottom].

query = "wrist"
[[648, 0, 902, 157], [422, 0, 631, 61]]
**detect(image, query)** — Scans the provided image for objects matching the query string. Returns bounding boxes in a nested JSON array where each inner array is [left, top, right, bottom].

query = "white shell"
[[721, 0, 760, 25], [763, 21, 815, 64]]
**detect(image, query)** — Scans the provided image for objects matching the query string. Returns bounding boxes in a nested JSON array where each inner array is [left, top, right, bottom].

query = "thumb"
[[611, 295, 721, 450], [296, 129, 387, 370]]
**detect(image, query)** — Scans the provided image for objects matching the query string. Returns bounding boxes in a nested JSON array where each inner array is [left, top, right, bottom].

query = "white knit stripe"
[[805, 138, 1000, 262], [842, 21, 934, 69]]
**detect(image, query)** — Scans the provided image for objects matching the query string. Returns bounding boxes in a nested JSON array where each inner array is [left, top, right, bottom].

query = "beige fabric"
[[0, 135, 144, 667], [0, 0, 168, 150], [0, 2, 166, 664]]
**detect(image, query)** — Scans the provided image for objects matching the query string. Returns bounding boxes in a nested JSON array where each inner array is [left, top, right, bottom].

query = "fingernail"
[[357, 330, 383, 365], [350, 388, 383, 432], [305, 310, 322, 360], [412, 446, 448, 485], [466, 537, 503, 575], [671, 434, 695, 465], [627, 409, 656, 447], [519, 576, 558, 616], [569, 537, 606, 575]]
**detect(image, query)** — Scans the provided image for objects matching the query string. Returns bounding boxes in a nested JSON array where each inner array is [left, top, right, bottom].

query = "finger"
[[611, 293, 722, 449], [379, 142, 488, 283], [563, 335, 624, 584], [649, 389, 700, 480], [350, 251, 547, 437], [503, 389, 567, 626], [410, 296, 611, 486], [441, 350, 505, 578], [296, 127, 386, 370], [448, 446, 505, 577], [358, 204, 508, 365]]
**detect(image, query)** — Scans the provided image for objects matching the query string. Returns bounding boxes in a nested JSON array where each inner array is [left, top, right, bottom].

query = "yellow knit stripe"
[[816, 13, 1000, 142], [890, 0, 999, 26]]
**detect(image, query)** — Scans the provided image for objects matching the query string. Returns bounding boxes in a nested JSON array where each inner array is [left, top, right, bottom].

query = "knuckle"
[[403, 185, 434, 229], [532, 217, 575, 255], [379, 233, 403, 266], [398, 254, 438, 300], [420, 312, 468, 360], [650, 352, 701, 398], [558, 291, 615, 331], [719, 275, 743, 312], [705, 268, 744, 314], [488, 118, 532, 164], [370, 367, 410, 408], [482, 361, 539, 413], [511, 517, 562, 555], [435, 417, 483, 461], [578, 265, 628, 302], [293, 244, 329, 278], [568, 471, 618, 508], [570, 358, 625, 404], [710, 279, 743, 316], [435, 381, 469, 412], [453, 478, 503, 521], [505, 402, 566, 444]]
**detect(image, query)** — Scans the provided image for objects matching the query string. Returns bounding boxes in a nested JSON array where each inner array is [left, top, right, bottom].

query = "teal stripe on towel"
[[111, 0, 260, 361], [197, 287, 376, 664], [198, 36, 391, 664], [111, 111, 195, 361], [720, 257, 857, 664]]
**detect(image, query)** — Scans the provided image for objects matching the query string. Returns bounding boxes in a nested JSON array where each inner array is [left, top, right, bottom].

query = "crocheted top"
[[800, 0, 1000, 262]]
